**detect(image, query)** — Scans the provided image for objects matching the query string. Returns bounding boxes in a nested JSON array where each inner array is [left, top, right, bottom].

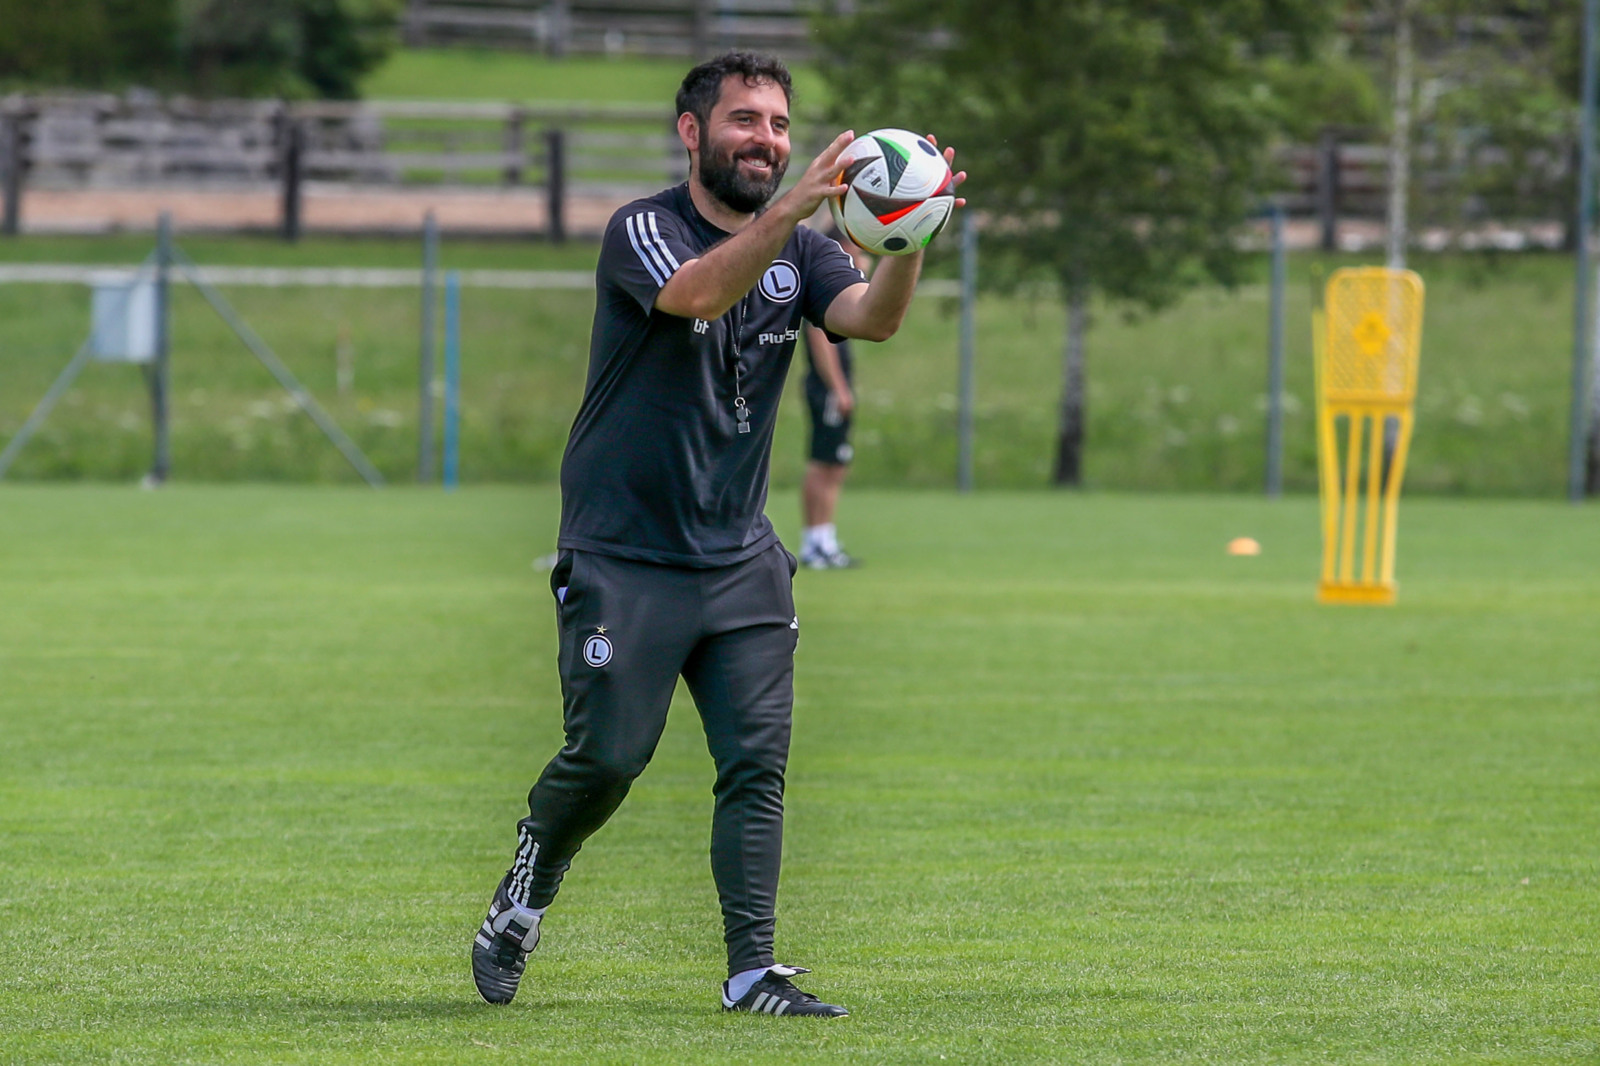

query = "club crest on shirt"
[[759, 261, 800, 304], [583, 627, 613, 667]]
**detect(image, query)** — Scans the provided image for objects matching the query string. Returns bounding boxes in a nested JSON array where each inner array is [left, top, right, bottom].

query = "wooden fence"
[[0, 92, 1576, 244], [401, 0, 818, 58], [0, 94, 686, 240], [1278, 133, 1573, 251]]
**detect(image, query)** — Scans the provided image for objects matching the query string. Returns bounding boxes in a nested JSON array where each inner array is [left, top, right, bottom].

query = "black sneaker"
[[721, 965, 849, 1017], [471, 874, 542, 1005]]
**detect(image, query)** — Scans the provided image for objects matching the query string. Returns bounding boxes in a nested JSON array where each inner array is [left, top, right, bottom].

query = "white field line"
[[0, 263, 963, 296]]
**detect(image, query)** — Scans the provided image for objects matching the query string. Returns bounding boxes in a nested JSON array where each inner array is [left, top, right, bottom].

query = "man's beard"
[[698, 136, 787, 214]]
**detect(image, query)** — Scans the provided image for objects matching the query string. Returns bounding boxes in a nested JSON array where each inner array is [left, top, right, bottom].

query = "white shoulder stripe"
[[646, 212, 682, 271], [638, 212, 680, 279], [625, 213, 668, 288]]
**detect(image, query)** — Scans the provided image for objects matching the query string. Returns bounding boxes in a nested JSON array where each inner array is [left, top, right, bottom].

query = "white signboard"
[[89, 272, 157, 363]]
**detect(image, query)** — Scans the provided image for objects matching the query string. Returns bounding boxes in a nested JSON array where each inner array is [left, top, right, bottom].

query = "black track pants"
[[511, 543, 799, 976]]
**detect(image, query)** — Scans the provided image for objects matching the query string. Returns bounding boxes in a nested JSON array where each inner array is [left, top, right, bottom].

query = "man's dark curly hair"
[[675, 51, 793, 131]]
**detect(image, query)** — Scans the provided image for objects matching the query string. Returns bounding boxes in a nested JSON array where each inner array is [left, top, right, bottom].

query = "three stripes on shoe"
[[745, 990, 795, 1015]]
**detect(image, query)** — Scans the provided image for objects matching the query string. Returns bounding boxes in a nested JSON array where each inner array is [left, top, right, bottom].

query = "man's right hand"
[[832, 386, 855, 418], [774, 130, 856, 223]]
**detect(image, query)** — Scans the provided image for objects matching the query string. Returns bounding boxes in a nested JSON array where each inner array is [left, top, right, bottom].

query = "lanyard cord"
[[729, 293, 751, 433]]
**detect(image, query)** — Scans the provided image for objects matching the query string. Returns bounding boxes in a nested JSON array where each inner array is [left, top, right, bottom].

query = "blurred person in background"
[[798, 227, 872, 570]]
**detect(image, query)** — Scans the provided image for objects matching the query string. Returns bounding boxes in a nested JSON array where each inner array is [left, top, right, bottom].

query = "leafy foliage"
[[814, 0, 1333, 311], [0, 0, 401, 98], [813, 0, 1335, 484], [0, 0, 179, 89], [1327, 2, 1578, 234], [1255, 48, 1383, 140], [181, 0, 403, 99]]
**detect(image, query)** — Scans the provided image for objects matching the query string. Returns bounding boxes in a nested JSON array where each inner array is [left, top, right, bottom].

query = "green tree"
[[0, 0, 177, 89], [180, 0, 401, 99], [815, 0, 1333, 485], [1338, 2, 1583, 483], [1355, 2, 1573, 246], [1255, 47, 1382, 140], [0, 0, 399, 98]]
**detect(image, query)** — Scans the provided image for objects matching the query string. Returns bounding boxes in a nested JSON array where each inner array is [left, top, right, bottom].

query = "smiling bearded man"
[[467, 50, 965, 1018]]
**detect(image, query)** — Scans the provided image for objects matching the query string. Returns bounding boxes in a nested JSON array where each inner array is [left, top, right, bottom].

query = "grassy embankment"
[[0, 236, 1578, 494]]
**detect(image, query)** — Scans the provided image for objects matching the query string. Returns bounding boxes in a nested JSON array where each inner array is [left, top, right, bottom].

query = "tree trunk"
[[1386, 0, 1414, 270], [1052, 284, 1089, 486], [1587, 398, 1600, 495], [1382, 1, 1414, 483]]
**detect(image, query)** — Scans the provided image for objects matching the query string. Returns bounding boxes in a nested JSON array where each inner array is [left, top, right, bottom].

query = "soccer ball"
[[829, 128, 956, 256]]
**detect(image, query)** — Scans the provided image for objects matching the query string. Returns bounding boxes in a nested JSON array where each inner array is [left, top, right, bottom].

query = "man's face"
[[693, 75, 791, 214]]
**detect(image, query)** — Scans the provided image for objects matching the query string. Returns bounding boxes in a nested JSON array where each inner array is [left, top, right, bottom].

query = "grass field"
[[0, 235, 1583, 494], [1, 485, 1597, 1063], [359, 47, 830, 110]]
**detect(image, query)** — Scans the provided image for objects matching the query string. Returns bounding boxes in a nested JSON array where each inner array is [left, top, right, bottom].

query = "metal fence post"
[[1574, 0, 1600, 501], [546, 128, 566, 243], [443, 270, 461, 492], [957, 212, 978, 494], [148, 212, 172, 485], [419, 211, 438, 482], [1265, 203, 1287, 498]]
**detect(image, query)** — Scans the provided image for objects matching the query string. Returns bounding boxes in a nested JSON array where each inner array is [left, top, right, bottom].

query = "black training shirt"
[[557, 184, 867, 567]]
